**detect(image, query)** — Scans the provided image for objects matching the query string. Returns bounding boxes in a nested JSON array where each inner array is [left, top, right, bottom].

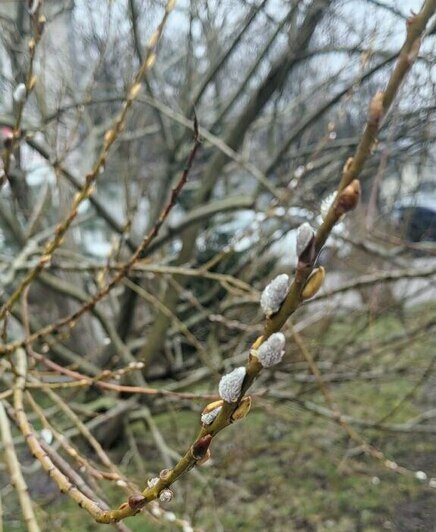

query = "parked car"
[[392, 186, 436, 242]]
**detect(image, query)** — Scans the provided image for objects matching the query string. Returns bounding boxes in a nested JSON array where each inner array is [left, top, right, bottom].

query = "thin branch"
[[0, 0, 175, 321], [0, 105, 200, 356], [1, 4, 44, 189], [0, 401, 40, 532]]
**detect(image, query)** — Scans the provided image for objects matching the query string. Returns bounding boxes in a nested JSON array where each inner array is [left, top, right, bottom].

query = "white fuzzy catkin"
[[150, 504, 162, 517], [296, 222, 315, 257], [159, 489, 173, 503], [28, 0, 40, 15], [165, 512, 176, 522], [321, 191, 339, 221], [218, 367, 246, 403], [260, 274, 289, 317], [201, 405, 222, 425], [256, 333, 286, 367], [40, 428, 53, 444], [13, 83, 26, 103], [147, 477, 159, 488]]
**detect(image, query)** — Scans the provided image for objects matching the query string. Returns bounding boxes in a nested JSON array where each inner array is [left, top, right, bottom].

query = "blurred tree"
[[0, 0, 435, 529]]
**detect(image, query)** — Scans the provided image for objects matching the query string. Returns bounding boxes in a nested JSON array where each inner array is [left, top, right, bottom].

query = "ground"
[[2, 303, 435, 531]]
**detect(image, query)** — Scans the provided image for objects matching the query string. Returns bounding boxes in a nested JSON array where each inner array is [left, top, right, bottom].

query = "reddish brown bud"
[[191, 434, 212, 461], [1, 127, 13, 140], [128, 494, 146, 510], [335, 179, 361, 216]]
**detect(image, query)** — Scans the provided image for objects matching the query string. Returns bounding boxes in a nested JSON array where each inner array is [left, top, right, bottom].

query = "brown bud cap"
[[103, 129, 116, 149], [335, 179, 361, 216], [231, 396, 252, 422], [201, 399, 224, 425], [302, 266, 325, 300], [343, 157, 354, 175], [202, 399, 224, 415], [128, 494, 146, 510], [37, 15, 46, 34], [368, 91, 384, 127], [129, 82, 142, 100], [249, 348, 263, 369], [191, 434, 212, 461], [28, 75, 37, 92]]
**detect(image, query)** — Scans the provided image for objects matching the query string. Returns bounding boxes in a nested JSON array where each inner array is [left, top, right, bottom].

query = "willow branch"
[[100, 2, 434, 519]]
